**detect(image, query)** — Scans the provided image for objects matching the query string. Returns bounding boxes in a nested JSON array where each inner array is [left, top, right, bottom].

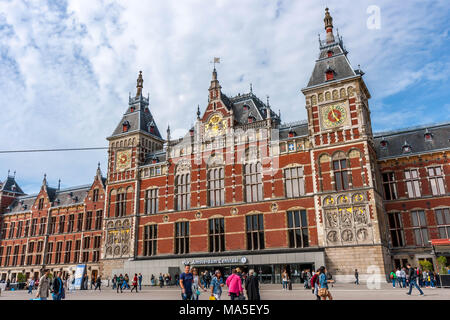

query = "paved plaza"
[[0, 283, 448, 300]]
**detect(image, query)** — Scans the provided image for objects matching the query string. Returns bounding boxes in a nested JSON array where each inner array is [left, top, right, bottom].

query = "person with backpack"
[[406, 264, 424, 296], [122, 274, 130, 290], [52, 271, 64, 300], [116, 274, 124, 293], [310, 269, 321, 300], [318, 266, 333, 300], [159, 273, 164, 288], [390, 270, 397, 288]]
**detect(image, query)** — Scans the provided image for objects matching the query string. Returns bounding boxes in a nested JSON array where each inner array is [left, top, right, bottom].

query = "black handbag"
[[238, 293, 246, 300]]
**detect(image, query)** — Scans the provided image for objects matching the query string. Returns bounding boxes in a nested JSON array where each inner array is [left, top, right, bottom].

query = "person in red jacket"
[[131, 274, 139, 293], [310, 269, 320, 300]]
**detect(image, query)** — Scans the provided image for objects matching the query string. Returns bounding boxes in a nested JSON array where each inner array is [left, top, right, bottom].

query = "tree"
[[419, 260, 433, 271], [437, 256, 447, 274], [16, 273, 26, 283]]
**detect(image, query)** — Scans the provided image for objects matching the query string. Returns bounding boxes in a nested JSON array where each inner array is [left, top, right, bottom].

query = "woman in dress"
[[191, 268, 206, 300]]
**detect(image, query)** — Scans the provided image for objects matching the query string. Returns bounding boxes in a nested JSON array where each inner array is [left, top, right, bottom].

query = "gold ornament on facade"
[[230, 207, 238, 216], [270, 203, 278, 212]]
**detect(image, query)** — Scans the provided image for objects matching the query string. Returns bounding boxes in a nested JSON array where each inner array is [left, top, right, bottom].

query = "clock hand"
[[331, 109, 339, 121]]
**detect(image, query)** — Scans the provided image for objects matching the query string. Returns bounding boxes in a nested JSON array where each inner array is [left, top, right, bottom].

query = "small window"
[[380, 138, 388, 149], [326, 70, 334, 81], [327, 50, 333, 57]]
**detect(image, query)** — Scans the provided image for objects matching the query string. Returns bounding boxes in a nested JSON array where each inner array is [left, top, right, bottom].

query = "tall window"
[[411, 210, 428, 246], [209, 218, 225, 252], [435, 208, 450, 239], [116, 191, 127, 217], [93, 189, 99, 202], [85, 212, 93, 231], [59, 215, 65, 233], [246, 214, 265, 250], [16, 221, 23, 238], [175, 174, 190, 211], [30, 218, 37, 236], [93, 236, 101, 262], [38, 198, 44, 210], [20, 244, 26, 266], [208, 168, 225, 206], [1, 223, 7, 239], [45, 242, 53, 264], [24, 220, 30, 237], [82, 237, 91, 262], [382, 172, 398, 200], [95, 210, 103, 230], [12, 245, 19, 266], [333, 159, 349, 191], [49, 217, 56, 234], [77, 213, 84, 232], [8, 222, 15, 239], [38, 218, 46, 235], [174, 222, 189, 254], [55, 241, 63, 264], [284, 167, 305, 198], [405, 169, 421, 198], [27, 242, 34, 265], [67, 214, 74, 233], [143, 224, 158, 256], [145, 189, 158, 214], [35, 241, 43, 265], [5, 246, 11, 266], [0, 247, 3, 266], [74, 240, 81, 263], [428, 167, 445, 196], [64, 241, 72, 264], [244, 163, 263, 202], [388, 212, 405, 247], [287, 210, 309, 248]]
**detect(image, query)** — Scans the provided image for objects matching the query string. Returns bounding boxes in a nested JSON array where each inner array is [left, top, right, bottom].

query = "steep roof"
[[0, 176, 25, 195], [374, 122, 450, 160], [230, 92, 280, 125]]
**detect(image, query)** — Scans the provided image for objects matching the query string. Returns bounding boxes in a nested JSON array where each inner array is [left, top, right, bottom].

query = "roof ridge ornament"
[[136, 71, 143, 98], [324, 8, 335, 44]]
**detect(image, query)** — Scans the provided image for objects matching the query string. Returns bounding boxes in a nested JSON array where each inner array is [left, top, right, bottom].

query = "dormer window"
[[189, 128, 194, 136], [145, 107, 149, 113], [424, 129, 433, 141], [327, 50, 333, 57], [130, 106, 135, 112], [380, 138, 388, 149], [149, 123, 155, 134], [122, 121, 130, 133], [288, 127, 296, 138], [243, 105, 250, 111], [402, 141, 411, 153], [151, 156, 158, 164], [248, 115, 255, 123], [326, 70, 334, 81]]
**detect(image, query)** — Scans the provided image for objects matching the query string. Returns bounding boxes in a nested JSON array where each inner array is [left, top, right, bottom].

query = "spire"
[[136, 71, 143, 98], [250, 83, 253, 93], [209, 66, 222, 99], [324, 8, 335, 44], [197, 105, 201, 119], [167, 124, 171, 141], [58, 179, 61, 190], [96, 162, 102, 179], [42, 173, 47, 187]]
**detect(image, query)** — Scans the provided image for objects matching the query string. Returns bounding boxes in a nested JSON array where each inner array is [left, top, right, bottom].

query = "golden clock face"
[[322, 104, 347, 128], [116, 150, 131, 171], [205, 114, 227, 136]]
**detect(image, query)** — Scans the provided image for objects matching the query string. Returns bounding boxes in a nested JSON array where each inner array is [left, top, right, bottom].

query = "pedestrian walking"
[[27, 278, 35, 294], [281, 269, 289, 291], [354, 269, 359, 285], [151, 274, 155, 286], [52, 271, 64, 300], [138, 273, 143, 291], [210, 270, 225, 300], [122, 274, 130, 290], [310, 269, 321, 300], [191, 268, 206, 300], [175, 273, 180, 287], [95, 275, 102, 291], [159, 273, 164, 288], [180, 265, 194, 300], [226, 269, 244, 300], [90, 276, 95, 290], [131, 274, 139, 293], [304, 269, 311, 289], [204, 271, 211, 289], [117, 274, 124, 293], [112, 274, 117, 290], [318, 266, 333, 300], [35, 269, 51, 300], [326, 270, 334, 287], [406, 264, 424, 296], [244, 269, 260, 301]]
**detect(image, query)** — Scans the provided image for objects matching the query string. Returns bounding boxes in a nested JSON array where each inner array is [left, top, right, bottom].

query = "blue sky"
[[0, 0, 449, 194]]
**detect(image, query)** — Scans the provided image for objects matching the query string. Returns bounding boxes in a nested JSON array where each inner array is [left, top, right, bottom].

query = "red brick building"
[[0, 8, 448, 284]]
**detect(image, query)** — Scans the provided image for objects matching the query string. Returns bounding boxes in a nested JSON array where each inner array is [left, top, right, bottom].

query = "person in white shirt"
[[396, 269, 402, 288]]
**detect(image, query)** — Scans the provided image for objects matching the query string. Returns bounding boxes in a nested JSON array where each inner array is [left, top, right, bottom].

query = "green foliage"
[[419, 260, 433, 271], [16, 273, 27, 283], [437, 256, 447, 273]]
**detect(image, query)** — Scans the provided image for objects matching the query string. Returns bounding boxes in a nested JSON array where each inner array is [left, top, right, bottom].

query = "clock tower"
[[103, 71, 164, 266], [302, 8, 390, 282]]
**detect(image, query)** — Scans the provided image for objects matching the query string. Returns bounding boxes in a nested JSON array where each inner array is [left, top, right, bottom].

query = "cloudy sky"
[[0, 0, 449, 194]]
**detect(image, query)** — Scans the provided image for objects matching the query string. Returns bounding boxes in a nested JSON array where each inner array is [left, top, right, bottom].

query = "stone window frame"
[[387, 211, 405, 248], [286, 209, 309, 248], [426, 165, 446, 196], [283, 165, 305, 198], [382, 171, 398, 200], [144, 188, 159, 215], [207, 167, 225, 207], [404, 168, 421, 198], [245, 213, 265, 251], [174, 173, 191, 211], [208, 217, 225, 253], [174, 221, 189, 255], [143, 224, 158, 257], [410, 210, 429, 247], [435, 208, 450, 239], [332, 151, 350, 192]]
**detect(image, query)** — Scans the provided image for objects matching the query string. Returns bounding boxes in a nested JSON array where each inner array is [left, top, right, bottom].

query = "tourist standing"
[[244, 269, 260, 301], [406, 264, 424, 296], [390, 270, 397, 288], [210, 270, 225, 300], [400, 268, 407, 288], [27, 278, 35, 294], [52, 272, 64, 300], [310, 269, 321, 300], [429, 270, 435, 288], [396, 269, 402, 288], [326, 270, 334, 287], [354, 269, 359, 285], [131, 274, 139, 293], [226, 269, 244, 300], [318, 266, 333, 300], [150, 274, 155, 286], [138, 273, 143, 291], [112, 274, 117, 290], [281, 269, 289, 291], [191, 268, 206, 300], [304, 269, 311, 289], [422, 270, 429, 288], [95, 275, 102, 291], [159, 273, 164, 288], [117, 274, 124, 293], [180, 265, 194, 300], [204, 271, 211, 289], [175, 273, 180, 287], [36, 269, 51, 300]]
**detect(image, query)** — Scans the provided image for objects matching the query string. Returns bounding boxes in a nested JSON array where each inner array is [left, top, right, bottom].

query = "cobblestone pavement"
[[1, 283, 448, 300]]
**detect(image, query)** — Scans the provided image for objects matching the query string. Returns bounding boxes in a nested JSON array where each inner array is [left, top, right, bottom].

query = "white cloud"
[[0, 0, 448, 193]]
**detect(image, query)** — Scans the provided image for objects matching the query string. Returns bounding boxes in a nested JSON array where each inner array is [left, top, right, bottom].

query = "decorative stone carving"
[[352, 193, 364, 203], [354, 207, 368, 225], [323, 196, 334, 206], [107, 221, 114, 229], [122, 219, 130, 228], [163, 215, 169, 222], [325, 91, 331, 101], [325, 209, 338, 228], [113, 246, 121, 255], [356, 228, 369, 241], [347, 86, 354, 97], [115, 220, 122, 229], [270, 203, 278, 212], [318, 93, 324, 102], [311, 95, 317, 105], [332, 90, 339, 100], [176, 159, 191, 174], [340, 88, 346, 98], [231, 207, 238, 216], [106, 246, 112, 255], [195, 211, 202, 219], [339, 208, 353, 227], [341, 229, 354, 242], [337, 195, 349, 205], [327, 230, 338, 243], [122, 245, 129, 255]]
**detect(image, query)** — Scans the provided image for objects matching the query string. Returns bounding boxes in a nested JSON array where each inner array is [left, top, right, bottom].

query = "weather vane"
[[210, 57, 220, 69]]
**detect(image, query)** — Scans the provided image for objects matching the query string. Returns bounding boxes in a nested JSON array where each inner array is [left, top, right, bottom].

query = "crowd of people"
[[388, 265, 442, 293]]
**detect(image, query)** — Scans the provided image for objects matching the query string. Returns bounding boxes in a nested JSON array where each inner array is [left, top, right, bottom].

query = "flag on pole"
[[214, 57, 220, 64]]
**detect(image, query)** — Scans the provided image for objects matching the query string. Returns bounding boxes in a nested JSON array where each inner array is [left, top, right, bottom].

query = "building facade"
[[0, 9, 449, 284]]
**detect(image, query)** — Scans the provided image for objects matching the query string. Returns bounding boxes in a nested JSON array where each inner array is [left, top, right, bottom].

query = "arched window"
[[332, 152, 349, 191], [208, 167, 224, 206], [115, 190, 127, 217], [244, 162, 263, 202], [175, 173, 190, 210]]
